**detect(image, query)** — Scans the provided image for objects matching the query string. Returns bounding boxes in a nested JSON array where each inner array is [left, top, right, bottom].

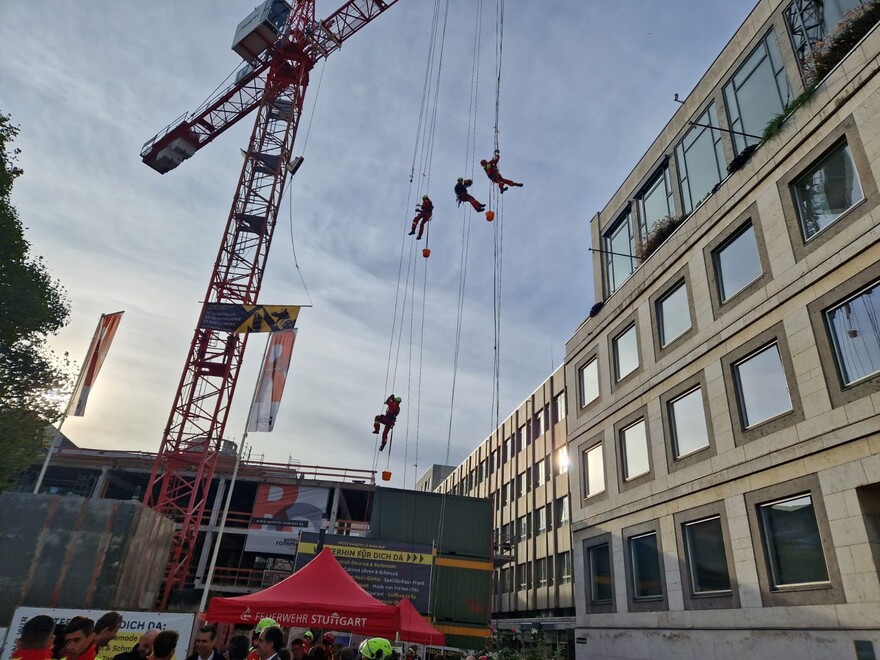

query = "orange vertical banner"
[[247, 329, 297, 432], [67, 311, 124, 417]]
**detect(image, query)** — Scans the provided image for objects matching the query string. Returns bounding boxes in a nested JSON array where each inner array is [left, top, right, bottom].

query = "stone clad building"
[[565, 0, 880, 657]]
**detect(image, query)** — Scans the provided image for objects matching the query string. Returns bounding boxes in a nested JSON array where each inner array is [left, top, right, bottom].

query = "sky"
[[1, 1, 756, 489]]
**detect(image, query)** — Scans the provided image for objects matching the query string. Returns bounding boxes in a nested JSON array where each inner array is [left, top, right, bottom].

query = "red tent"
[[204, 548, 399, 636], [396, 598, 445, 646]]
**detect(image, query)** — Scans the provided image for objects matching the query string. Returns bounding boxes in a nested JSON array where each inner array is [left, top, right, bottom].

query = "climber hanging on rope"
[[409, 195, 434, 240], [455, 177, 486, 212], [481, 151, 523, 193], [373, 394, 401, 451]]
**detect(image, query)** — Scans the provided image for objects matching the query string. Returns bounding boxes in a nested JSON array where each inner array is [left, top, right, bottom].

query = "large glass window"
[[791, 141, 864, 240], [554, 393, 567, 421], [589, 544, 613, 604], [517, 514, 530, 541], [605, 211, 636, 293], [613, 325, 640, 380], [629, 532, 663, 599], [676, 103, 726, 213], [536, 507, 547, 535], [786, 0, 867, 73], [657, 281, 692, 347], [556, 496, 569, 527], [583, 443, 606, 498], [535, 557, 549, 586], [724, 30, 791, 155], [734, 343, 793, 427], [638, 168, 674, 237], [621, 420, 650, 481], [557, 551, 573, 584], [683, 516, 732, 594], [579, 358, 599, 407], [826, 282, 880, 385], [713, 223, 763, 302], [759, 494, 829, 587], [669, 387, 710, 458]]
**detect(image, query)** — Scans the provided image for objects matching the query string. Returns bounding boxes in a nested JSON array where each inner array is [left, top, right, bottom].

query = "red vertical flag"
[[248, 329, 297, 432], [67, 311, 124, 417]]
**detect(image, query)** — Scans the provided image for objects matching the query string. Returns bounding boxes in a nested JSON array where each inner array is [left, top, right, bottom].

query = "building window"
[[613, 324, 640, 381], [582, 442, 606, 498], [629, 532, 663, 600], [555, 496, 569, 527], [557, 551, 573, 584], [668, 386, 710, 458], [516, 472, 525, 498], [605, 210, 636, 293], [517, 515, 530, 541], [517, 425, 527, 452], [676, 103, 726, 213], [535, 557, 548, 587], [579, 358, 599, 406], [786, 0, 867, 73], [713, 223, 763, 303], [534, 408, 545, 436], [759, 494, 829, 588], [589, 543, 613, 604], [683, 516, 732, 594], [516, 562, 529, 590], [657, 281, 692, 347], [500, 566, 513, 593], [621, 420, 650, 481], [554, 392, 567, 421], [535, 507, 547, 535], [558, 446, 570, 475], [723, 29, 791, 155], [824, 278, 880, 388], [733, 342, 793, 428], [791, 141, 864, 241], [638, 167, 675, 237], [535, 459, 547, 487]]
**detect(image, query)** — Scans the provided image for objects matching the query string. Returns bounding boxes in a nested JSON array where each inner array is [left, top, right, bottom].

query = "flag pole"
[[199, 333, 272, 613], [33, 314, 106, 494]]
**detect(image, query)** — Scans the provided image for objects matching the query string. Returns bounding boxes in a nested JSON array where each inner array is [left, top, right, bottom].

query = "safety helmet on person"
[[480, 160, 487, 165], [359, 638, 393, 660], [303, 631, 314, 641], [254, 619, 277, 634], [394, 396, 402, 403], [457, 177, 464, 182], [422, 195, 429, 200]]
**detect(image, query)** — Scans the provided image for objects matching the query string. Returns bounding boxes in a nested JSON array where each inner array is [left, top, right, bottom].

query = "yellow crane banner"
[[200, 303, 299, 333]]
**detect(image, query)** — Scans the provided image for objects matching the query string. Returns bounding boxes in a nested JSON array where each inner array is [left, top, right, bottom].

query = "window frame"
[[636, 165, 675, 239], [579, 433, 607, 502], [577, 355, 601, 409], [582, 533, 616, 614], [608, 311, 642, 391], [673, 500, 740, 610], [808, 265, 880, 408], [675, 102, 727, 213], [660, 372, 716, 472], [744, 474, 845, 606], [614, 407, 654, 493], [777, 115, 879, 261], [603, 208, 637, 295], [622, 519, 667, 612], [649, 266, 697, 356]]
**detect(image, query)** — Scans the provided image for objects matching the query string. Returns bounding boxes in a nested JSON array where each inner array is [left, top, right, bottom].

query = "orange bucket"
[[422, 248, 431, 258], [485, 210, 495, 222], [381, 470, 392, 481]]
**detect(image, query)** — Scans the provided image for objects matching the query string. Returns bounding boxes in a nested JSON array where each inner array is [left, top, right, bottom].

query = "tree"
[[0, 111, 72, 489]]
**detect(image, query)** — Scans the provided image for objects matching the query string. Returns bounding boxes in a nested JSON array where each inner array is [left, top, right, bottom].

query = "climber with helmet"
[[409, 194, 434, 240], [247, 619, 278, 660], [480, 151, 523, 193], [454, 177, 486, 212], [373, 394, 401, 451], [358, 639, 393, 660]]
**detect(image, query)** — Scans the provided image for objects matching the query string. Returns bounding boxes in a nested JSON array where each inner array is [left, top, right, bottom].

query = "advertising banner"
[[247, 329, 297, 432], [244, 484, 329, 556], [68, 311, 123, 416], [295, 533, 433, 611], [200, 304, 299, 333], [1, 608, 194, 660]]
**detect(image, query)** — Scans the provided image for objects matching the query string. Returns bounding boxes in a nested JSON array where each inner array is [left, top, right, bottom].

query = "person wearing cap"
[[372, 394, 401, 451], [409, 195, 434, 240], [454, 178, 485, 212], [480, 151, 523, 194], [301, 633, 313, 656], [357, 640, 392, 660], [247, 620, 277, 660]]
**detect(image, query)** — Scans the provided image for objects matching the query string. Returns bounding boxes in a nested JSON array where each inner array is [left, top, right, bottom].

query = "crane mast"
[[143, 0, 400, 609]]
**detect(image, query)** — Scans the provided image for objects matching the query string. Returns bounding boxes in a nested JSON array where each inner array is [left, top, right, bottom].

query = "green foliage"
[[635, 213, 688, 261], [762, 82, 819, 141], [805, 1, 880, 84], [0, 112, 73, 489]]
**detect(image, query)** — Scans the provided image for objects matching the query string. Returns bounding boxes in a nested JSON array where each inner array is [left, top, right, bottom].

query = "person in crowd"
[[307, 647, 326, 660], [257, 627, 284, 660], [357, 640, 392, 660], [480, 151, 523, 193], [225, 636, 249, 660], [51, 625, 67, 660], [247, 620, 277, 660], [94, 613, 123, 660], [373, 394, 401, 450], [63, 617, 97, 660], [338, 649, 355, 660], [409, 195, 434, 240], [12, 615, 55, 660], [152, 632, 179, 660], [454, 178, 485, 212], [186, 626, 218, 660], [113, 630, 157, 660], [289, 639, 304, 660], [301, 633, 313, 656]]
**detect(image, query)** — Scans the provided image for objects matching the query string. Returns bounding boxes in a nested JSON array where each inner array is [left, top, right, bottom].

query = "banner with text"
[[200, 303, 299, 333], [1, 608, 194, 660], [244, 484, 329, 556], [295, 533, 433, 612]]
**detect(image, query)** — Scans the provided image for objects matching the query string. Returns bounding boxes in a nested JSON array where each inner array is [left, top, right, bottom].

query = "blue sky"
[[2, 1, 755, 488]]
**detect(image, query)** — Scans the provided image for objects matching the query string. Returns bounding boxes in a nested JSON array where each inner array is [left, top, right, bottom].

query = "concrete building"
[[565, 0, 880, 657], [432, 367, 575, 648]]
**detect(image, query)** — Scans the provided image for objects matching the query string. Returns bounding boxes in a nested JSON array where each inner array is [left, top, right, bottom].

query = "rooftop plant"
[[805, 0, 880, 84]]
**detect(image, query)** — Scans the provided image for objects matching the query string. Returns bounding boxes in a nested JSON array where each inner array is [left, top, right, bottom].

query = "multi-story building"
[[565, 0, 880, 657], [433, 367, 575, 649]]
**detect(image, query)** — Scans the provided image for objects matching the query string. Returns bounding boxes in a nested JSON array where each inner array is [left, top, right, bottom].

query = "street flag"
[[68, 311, 124, 417], [247, 329, 296, 432]]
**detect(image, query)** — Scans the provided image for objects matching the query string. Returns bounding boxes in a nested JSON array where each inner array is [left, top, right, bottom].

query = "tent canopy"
[[396, 598, 445, 646], [204, 547, 399, 636]]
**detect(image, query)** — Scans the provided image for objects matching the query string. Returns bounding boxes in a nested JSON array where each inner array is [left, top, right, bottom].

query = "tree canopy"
[[0, 112, 72, 489]]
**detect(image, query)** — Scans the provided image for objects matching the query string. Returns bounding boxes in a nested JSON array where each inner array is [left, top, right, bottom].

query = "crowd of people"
[[8, 613, 415, 660]]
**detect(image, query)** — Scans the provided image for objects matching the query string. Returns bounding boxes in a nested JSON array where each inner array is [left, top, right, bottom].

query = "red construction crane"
[[142, 0, 401, 609]]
